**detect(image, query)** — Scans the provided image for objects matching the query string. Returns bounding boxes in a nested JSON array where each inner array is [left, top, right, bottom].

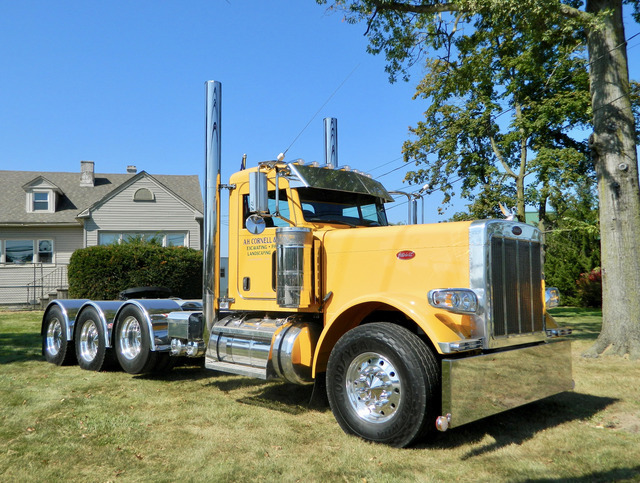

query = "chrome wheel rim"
[[120, 316, 142, 360], [79, 320, 99, 362], [45, 318, 63, 356], [345, 351, 402, 423]]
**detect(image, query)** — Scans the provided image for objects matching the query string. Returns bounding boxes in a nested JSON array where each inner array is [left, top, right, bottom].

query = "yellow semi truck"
[[42, 81, 572, 447]]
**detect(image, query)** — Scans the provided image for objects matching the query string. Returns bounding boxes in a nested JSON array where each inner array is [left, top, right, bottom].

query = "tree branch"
[[489, 136, 517, 179], [371, 1, 459, 14], [558, 3, 592, 23]]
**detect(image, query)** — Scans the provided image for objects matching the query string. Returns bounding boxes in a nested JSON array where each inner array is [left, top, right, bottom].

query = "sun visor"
[[287, 163, 393, 202]]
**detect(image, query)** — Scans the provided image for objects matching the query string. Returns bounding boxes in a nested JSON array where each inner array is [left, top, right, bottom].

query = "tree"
[[398, 5, 592, 223], [544, 181, 601, 305], [319, 0, 640, 359]]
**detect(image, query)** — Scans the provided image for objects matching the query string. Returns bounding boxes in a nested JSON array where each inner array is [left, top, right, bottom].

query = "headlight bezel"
[[428, 288, 479, 315]]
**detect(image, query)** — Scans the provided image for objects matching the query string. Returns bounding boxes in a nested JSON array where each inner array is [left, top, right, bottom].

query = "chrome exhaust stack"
[[323, 117, 338, 168], [203, 80, 222, 346]]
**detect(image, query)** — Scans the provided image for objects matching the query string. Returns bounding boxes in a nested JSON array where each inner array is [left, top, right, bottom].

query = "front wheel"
[[114, 306, 157, 374], [326, 322, 440, 448]]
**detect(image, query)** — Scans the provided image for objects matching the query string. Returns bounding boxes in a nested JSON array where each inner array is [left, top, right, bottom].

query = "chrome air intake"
[[276, 227, 312, 308]]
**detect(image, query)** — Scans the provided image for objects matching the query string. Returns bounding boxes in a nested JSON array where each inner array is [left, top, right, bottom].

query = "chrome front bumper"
[[440, 340, 573, 429]]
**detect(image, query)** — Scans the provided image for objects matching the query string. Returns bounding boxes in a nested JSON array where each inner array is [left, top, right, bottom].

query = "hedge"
[[68, 243, 203, 300]]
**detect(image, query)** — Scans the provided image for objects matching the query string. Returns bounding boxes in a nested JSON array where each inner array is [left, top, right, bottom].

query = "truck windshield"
[[296, 187, 388, 227]]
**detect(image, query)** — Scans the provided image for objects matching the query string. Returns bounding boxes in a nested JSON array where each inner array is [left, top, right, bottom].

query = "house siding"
[[0, 226, 82, 304], [84, 177, 202, 249]]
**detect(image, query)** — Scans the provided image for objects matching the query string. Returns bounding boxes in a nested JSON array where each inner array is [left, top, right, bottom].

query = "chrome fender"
[[41, 299, 90, 342], [112, 299, 184, 352]]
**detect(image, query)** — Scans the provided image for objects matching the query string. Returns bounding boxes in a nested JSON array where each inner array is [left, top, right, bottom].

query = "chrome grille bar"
[[490, 236, 544, 338]]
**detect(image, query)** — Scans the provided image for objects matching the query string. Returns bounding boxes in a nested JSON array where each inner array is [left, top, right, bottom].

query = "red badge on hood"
[[396, 250, 415, 260]]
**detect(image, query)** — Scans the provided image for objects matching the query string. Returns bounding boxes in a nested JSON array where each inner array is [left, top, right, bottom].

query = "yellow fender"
[[312, 292, 470, 376]]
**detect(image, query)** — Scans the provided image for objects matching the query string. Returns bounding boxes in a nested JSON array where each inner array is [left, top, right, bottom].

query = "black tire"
[[43, 306, 76, 366], [326, 322, 440, 448], [114, 306, 157, 374], [74, 308, 110, 371]]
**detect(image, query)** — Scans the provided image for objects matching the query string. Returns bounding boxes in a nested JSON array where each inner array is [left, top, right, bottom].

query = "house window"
[[33, 192, 50, 211], [0, 239, 55, 264], [166, 233, 186, 246], [5, 240, 33, 263], [99, 233, 121, 245], [38, 240, 54, 264], [133, 188, 155, 201], [98, 232, 187, 247]]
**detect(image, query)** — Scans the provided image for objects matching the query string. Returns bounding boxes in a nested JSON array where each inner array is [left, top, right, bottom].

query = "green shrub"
[[68, 243, 202, 299]]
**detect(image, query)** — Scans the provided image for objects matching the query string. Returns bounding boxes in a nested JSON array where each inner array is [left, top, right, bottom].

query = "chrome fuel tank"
[[206, 314, 320, 384]]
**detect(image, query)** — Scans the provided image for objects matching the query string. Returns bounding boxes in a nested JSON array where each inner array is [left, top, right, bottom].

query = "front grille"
[[490, 236, 544, 337]]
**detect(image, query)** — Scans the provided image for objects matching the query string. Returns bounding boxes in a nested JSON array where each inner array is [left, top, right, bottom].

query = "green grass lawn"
[[1, 309, 639, 482]]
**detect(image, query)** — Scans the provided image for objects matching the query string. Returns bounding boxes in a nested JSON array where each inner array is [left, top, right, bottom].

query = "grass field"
[[1, 308, 639, 482]]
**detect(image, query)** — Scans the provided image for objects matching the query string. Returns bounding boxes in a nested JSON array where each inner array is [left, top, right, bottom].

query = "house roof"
[[0, 168, 203, 226]]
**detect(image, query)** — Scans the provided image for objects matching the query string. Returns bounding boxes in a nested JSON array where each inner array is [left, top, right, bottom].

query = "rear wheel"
[[43, 306, 75, 365], [74, 308, 110, 371], [326, 322, 440, 448], [115, 306, 157, 374]]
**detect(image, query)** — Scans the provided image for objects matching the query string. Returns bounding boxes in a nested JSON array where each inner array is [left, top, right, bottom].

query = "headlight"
[[428, 289, 478, 314], [545, 287, 560, 308]]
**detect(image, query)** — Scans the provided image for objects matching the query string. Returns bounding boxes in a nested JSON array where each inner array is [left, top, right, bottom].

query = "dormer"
[[22, 176, 63, 213]]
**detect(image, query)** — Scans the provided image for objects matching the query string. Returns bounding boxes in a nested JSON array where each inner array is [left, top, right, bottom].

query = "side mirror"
[[249, 171, 269, 213], [246, 214, 266, 235]]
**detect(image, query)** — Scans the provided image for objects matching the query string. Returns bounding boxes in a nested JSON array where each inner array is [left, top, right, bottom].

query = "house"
[[0, 161, 203, 305]]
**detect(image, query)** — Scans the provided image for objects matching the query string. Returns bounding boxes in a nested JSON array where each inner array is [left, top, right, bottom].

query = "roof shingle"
[[0, 169, 203, 225]]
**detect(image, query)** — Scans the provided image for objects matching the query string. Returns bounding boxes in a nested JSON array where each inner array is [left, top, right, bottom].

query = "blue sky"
[[1, 0, 639, 227]]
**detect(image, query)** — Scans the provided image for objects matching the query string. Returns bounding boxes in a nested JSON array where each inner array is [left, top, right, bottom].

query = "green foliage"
[[318, 0, 594, 223], [544, 182, 601, 306], [68, 242, 202, 299], [631, 80, 640, 144]]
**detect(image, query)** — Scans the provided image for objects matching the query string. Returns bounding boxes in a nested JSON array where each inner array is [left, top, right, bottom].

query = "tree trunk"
[[583, 0, 640, 359]]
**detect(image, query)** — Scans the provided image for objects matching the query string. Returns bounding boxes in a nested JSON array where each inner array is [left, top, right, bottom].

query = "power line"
[[368, 156, 404, 173], [282, 64, 360, 156]]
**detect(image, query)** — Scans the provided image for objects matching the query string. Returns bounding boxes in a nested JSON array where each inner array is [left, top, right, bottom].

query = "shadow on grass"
[[421, 391, 616, 456], [205, 375, 322, 414], [236, 383, 317, 415], [523, 465, 640, 482], [550, 307, 602, 342], [0, 332, 42, 363], [133, 360, 213, 382]]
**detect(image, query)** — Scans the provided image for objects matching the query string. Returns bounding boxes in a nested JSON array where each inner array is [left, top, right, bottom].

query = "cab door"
[[237, 188, 292, 300]]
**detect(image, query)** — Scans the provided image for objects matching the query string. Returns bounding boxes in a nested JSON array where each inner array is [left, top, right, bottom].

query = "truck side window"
[[242, 190, 290, 229]]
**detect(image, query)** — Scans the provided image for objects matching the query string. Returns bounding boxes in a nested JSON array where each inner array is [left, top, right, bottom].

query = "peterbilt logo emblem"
[[512, 226, 523, 236], [397, 250, 415, 260]]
